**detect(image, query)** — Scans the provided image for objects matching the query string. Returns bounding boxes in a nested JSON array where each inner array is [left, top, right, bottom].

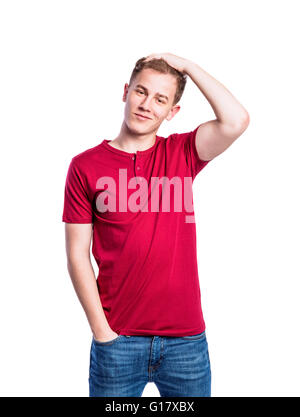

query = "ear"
[[122, 83, 129, 102], [166, 105, 180, 121]]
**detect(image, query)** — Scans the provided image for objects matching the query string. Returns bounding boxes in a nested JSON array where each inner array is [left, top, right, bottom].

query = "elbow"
[[239, 112, 250, 128], [232, 113, 250, 133]]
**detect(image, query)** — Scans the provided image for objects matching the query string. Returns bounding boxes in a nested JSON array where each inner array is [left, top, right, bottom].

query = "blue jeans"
[[89, 330, 211, 397]]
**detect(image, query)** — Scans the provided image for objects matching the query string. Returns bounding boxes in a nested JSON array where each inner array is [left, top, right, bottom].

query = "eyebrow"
[[135, 84, 169, 102]]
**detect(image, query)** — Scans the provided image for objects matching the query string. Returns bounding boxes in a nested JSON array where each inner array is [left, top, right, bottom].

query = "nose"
[[139, 95, 152, 111]]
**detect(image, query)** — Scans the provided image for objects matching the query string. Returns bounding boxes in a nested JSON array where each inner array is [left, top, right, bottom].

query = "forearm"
[[184, 60, 249, 127], [67, 255, 111, 338]]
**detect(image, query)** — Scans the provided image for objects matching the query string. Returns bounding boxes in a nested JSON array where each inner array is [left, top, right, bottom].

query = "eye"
[[136, 89, 144, 94]]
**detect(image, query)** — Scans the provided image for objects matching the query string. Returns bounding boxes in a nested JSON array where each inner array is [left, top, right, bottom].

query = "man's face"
[[123, 68, 180, 134]]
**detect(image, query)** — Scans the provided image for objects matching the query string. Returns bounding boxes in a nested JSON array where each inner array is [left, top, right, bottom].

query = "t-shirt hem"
[[62, 217, 93, 223], [191, 124, 212, 164], [118, 325, 206, 337]]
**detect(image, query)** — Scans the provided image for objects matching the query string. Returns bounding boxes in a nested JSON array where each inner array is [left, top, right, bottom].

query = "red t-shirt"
[[62, 125, 211, 336]]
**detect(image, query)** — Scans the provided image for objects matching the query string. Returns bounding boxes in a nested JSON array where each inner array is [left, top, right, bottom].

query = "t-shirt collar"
[[101, 135, 161, 157]]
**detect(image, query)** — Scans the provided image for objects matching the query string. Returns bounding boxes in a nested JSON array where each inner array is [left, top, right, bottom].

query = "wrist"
[[91, 323, 111, 339], [183, 60, 197, 76]]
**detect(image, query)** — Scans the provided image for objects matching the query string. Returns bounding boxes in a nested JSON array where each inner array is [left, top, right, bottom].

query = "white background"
[[0, 0, 299, 397]]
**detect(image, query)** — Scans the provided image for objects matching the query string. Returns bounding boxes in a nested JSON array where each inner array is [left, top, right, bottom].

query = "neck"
[[109, 120, 159, 153]]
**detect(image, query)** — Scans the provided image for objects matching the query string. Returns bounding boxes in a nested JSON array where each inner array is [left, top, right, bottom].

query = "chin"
[[126, 120, 148, 133]]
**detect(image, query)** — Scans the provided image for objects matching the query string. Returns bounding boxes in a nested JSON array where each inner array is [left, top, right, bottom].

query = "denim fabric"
[[89, 331, 211, 397]]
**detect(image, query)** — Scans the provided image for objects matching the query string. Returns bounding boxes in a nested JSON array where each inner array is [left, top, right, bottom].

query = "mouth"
[[134, 113, 151, 120]]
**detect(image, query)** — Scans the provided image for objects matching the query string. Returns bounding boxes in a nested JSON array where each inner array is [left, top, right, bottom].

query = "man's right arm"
[[64, 223, 119, 342]]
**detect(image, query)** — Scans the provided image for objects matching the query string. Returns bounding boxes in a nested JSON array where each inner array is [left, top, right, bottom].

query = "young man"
[[62, 52, 249, 397]]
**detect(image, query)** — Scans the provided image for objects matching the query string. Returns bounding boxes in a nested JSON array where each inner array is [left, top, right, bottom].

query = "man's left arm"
[[184, 60, 250, 161], [145, 53, 250, 162]]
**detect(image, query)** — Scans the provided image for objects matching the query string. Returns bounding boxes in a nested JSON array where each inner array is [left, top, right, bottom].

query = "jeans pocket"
[[92, 334, 123, 346], [182, 331, 206, 340]]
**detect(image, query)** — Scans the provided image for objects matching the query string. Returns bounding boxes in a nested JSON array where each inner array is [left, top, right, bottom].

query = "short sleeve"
[[175, 125, 211, 180], [62, 158, 93, 223]]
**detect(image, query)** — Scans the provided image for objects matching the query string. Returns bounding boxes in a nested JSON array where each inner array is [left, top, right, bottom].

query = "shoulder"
[[69, 142, 106, 173], [72, 142, 102, 163]]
